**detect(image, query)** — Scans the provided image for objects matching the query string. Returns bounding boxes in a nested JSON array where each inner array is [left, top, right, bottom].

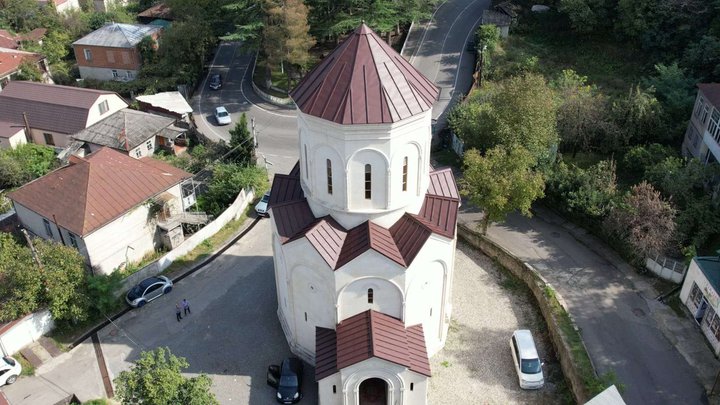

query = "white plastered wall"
[[86, 94, 128, 125]]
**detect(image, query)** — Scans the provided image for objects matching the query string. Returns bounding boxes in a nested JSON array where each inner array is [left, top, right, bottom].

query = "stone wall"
[[458, 222, 594, 403]]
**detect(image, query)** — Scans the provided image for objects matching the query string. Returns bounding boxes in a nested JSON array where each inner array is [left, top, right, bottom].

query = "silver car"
[[214, 106, 231, 125], [255, 192, 270, 217], [510, 329, 544, 389], [125, 276, 173, 308]]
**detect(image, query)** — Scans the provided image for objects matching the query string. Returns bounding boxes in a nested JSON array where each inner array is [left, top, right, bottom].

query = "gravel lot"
[[429, 242, 568, 404]]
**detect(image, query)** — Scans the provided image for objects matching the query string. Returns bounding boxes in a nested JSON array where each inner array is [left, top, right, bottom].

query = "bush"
[[85, 272, 124, 317], [545, 159, 618, 220], [0, 144, 58, 189], [197, 164, 268, 217]]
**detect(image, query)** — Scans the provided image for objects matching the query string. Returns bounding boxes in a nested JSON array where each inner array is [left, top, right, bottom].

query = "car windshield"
[[521, 358, 541, 374], [3, 357, 15, 366], [279, 375, 298, 387], [128, 285, 143, 299], [217, 111, 229, 117], [261, 194, 270, 203]]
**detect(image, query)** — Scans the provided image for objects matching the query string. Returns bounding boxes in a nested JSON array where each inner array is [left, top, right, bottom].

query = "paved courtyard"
[[429, 242, 566, 404]]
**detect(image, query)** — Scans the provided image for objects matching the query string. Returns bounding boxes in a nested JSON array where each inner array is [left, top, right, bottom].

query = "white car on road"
[[255, 192, 270, 217], [0, 356, 21, 386], [214, 106, 231, 125]]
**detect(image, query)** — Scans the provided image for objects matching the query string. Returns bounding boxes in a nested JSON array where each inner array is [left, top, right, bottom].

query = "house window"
[[304, 312, 308, 322], [146, 140, 153, 150], [98, 100, 109, 115], [326, 159, 333, 195], [106, 50, 115, 63], [709, 109, 720, 143], [690, 283, 703, 307], [126, 71, 134, 79], [367, 288, 374, 304], [84, 48, 92, 61], [304, 145, 308, 178], [694, 98, 704, 118], [402, 156, 408, 191], [703, 105, 711, 125], [364, 164, 371, 199], [135, 149, 142, 158], [111, 70, 119, 78], [43, 133, 54, 146], [333, 385, 337, 394], [711, 312, 720, 341], [705, 306, 716, 327], [42, 218, 52, 237], [68, 233, 78, 249], [410, 382, 414, 391]]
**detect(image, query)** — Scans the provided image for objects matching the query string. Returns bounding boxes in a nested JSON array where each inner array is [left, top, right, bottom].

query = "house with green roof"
[[680, 256, 720, 354]]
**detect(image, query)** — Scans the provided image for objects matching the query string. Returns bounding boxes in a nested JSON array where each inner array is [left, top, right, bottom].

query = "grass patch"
[[120, 249, 166, 276], [252, 58, 291, 97], [83, 399, 109, 405], [440, 360, 452, 368], [17, 354, 35, 376], [544, 285, 618, 396]]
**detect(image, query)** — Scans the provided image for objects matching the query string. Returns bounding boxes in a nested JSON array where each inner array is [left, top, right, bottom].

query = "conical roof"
[[290, 24, 439, 125]]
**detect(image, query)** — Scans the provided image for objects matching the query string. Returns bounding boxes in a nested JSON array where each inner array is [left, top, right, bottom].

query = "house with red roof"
[[0, 28, 47, 50], [7, 147, 193, 274], [269, 24, 458, 405], [0, 48, 51, 93], [0, 81, 127, 148]]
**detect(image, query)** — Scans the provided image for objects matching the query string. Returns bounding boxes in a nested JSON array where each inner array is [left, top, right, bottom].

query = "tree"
[[14, 59, 43, 82], [228, 113, 256, 165], [460, 146, 545, 234], [0, 233, 42, 322], [114, 347, 219, 405], [198, 164, 268, 216], [612, 84, 666, 146], [557, 0, 615, 34], [545, 159, 618, 219], [682, 35, 720, 82], [0, 143, 57, 189], [604, 181, 676, 260], [641, 63, 696, 130], [34, 238, 89, 323]]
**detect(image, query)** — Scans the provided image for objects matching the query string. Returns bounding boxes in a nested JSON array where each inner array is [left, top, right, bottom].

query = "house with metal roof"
[[680, 256, 720, 355], [0, 47, 51, 94], [269, 24, 458, 405], [683, 83, 720, 165], [72, 23, 162, 82], [0, 81, 127, 148], [7, 147, 194, 274]]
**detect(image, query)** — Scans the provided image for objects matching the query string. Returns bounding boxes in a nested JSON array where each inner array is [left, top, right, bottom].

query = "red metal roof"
[[699, 83, 720, 109], [315, 310, 431, 381], [270, 167, 459, 268], [7, 147, 191, 236], [0, 49, 43, 77], [291, 24, 439, 125]]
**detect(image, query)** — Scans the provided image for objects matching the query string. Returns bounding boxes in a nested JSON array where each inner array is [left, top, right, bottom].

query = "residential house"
[[0, 48, 51, 91], [72, 23, 162, 81], [0, 81, 127, 148], [137, 3, 173, 24], [136, 91, 193, 122], [7, 147, 194, 274], [0, 121, 27, 149], [683, 83, 720, 164], [679, 256, 720, 356], [38, 0, 80, 13], [0, 28, 47, 50], [68, 108, 188, 158]]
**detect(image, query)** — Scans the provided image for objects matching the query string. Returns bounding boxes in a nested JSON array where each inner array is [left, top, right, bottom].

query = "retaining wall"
[[0, 309, 54, 356], [458, 222, 594, 404]]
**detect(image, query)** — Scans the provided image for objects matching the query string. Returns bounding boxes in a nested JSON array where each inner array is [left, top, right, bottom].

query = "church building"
[[268, 24, 460, 405]]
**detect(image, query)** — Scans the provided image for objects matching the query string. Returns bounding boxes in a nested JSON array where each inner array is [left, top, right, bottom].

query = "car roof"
[[513, 330, 539, 359], [139, 276, 162, 289], [215, 106, 227, 112], [282, 357, 302, 374]]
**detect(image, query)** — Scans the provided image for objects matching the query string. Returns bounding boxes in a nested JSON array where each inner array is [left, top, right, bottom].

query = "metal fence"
[[645, 254, 687, 284]]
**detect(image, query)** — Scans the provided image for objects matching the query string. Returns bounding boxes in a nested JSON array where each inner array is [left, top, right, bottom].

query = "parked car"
[[126, 276, 173, 308], [509, 329, 544, 389], [0, 356, 21, 386], [215, 106, 231, 125], [255, 192, 271, 217], [267, 357, 303, 404], [209, 73, 222, 90]]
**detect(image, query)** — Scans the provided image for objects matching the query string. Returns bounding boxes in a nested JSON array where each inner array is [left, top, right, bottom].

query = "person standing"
[[182, 298, 191, 316], [175, 302, 182, 322]]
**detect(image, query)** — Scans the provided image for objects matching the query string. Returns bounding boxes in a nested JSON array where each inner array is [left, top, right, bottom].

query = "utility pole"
[[251, 116, 258, 147]]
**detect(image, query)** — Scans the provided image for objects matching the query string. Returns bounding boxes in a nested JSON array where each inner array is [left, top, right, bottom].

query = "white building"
[[683, 83, 720, 164], [269, 24, 459, 405], [679, 256, 720, 355]]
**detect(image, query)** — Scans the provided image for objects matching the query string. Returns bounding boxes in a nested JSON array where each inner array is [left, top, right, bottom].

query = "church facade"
[[268, 24, 460, 405]]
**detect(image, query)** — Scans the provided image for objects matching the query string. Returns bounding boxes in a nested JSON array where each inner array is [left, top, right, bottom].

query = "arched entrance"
[[359, 378, 387, 405]]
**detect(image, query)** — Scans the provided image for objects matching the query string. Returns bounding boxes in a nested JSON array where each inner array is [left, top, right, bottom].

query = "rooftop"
[[7, 147, 191, 236], [71, 108, 175, 151], [695, 256, 720, 293], [73, 23, 162, 48], [698, 83, 720, 109], [0, 47, 43, 77], [291, 24, 439, 125]]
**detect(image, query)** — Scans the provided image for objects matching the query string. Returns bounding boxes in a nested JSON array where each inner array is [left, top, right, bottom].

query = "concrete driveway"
[[97, 218, 317, 405]]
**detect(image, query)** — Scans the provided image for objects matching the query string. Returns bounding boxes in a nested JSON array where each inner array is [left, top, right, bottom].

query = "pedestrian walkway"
[[458, 202, 714, 404]]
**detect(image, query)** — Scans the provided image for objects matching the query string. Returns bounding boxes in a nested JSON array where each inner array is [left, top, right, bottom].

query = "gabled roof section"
[[389, 215, 432, 264], [0, 48, 43, 77], [699, 83, 720, 109], [427, 167, 459, 199], [269, 173, 304, 207], [291, 24, 439, 125], [271, 199, 316, 243], [315, 310, 431, 381], [0, 81, 124, 134], [73, 23, 162, 48], [413, 195, 459, 239], [336, 221, 405, 269], [72, 108, 174, 152], [7, 147, 191, 236], [296, 216, 347, 268]]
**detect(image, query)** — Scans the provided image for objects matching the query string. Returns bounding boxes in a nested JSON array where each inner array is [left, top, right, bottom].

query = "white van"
[[510, 329, 544, 389]]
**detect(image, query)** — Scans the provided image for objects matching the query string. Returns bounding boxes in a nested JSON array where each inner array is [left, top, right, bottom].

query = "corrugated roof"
[[71, 108, 175, 151], [7, 147, 191, 236], [137, 3, 173, 20], [0, 120, 23, 139], [699, 83, 720, 109], [0, 47, 43, 77], [270, 166, 459, 268], [291, 24, 439, 125], [73, 23, 162, 48], [315, 310, 431, 381], [482, 9, 512, 26], [136, 92, 193, 115], [0, 81, 124, 134]]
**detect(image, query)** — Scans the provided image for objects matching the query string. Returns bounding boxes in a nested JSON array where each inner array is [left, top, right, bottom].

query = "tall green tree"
[[228, 113, 256, 166], [612, 84, 666, 147], [114, 347, 219, 405], [460, 146, 545, 234], [0, 144, 57, 189], [641, 63, 696, 130], [0, 233, 42, 322]]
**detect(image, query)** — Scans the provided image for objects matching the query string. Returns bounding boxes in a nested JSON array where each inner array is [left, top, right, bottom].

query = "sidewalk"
[[458, 202, 716, 404]]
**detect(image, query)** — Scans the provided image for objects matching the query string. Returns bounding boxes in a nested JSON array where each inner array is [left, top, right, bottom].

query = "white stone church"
[[268, 24, 460, 405]]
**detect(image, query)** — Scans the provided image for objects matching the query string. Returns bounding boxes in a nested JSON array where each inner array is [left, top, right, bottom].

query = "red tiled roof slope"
[[291, 24, 439, 125], [8, 147, 191, 236], [315, 310, 431, 381]]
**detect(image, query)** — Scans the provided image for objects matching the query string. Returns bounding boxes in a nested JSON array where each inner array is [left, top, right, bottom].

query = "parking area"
[[429, 242, 567, 404]]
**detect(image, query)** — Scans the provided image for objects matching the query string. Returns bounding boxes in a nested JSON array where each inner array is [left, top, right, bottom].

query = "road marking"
[[239, 54, 296, 119], [434, 0, 480, 83], [197, 42, 235, 141], [453, 14, 485, 91], [410, 0, 448, 64]]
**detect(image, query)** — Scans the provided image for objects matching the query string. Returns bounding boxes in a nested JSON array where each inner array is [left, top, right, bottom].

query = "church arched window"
[[364, 164, 372, 199], [367, 288, 374, 304], [326, 159, 333, 194], [402, 156, 408, 191]]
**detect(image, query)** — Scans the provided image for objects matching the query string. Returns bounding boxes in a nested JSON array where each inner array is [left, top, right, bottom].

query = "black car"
[[267, 357, 303, 404], [209, 74, 222, 90]]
